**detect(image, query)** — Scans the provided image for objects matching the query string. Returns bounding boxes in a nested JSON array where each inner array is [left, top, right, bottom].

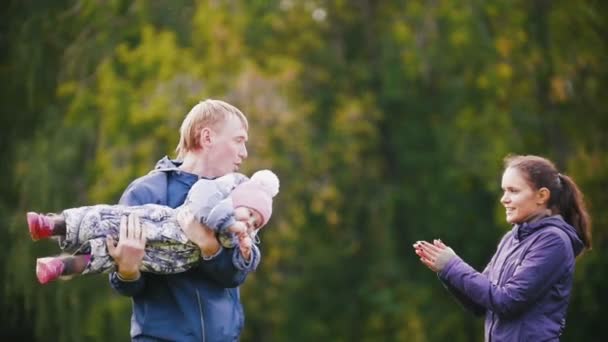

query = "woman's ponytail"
[[557, 174, 592, 250]]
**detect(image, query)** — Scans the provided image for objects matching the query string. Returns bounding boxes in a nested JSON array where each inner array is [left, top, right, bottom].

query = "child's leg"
[[26, 212, 66, 240], [36, 254, 91, 284], [61, 203, 174, 252]]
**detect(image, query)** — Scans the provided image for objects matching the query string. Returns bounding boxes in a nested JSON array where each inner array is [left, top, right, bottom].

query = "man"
[[107, 99, 251, 341]]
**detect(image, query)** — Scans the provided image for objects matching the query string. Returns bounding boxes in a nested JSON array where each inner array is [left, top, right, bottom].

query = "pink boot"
[[26, 212, 55, 241], [36, 257, 65, 284]]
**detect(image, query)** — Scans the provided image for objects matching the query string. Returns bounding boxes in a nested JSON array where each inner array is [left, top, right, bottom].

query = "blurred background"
[[1, 0, 606, 341]]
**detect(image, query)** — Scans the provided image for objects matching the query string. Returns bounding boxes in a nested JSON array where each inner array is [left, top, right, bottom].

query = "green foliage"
[[1, 0, 606, 341]]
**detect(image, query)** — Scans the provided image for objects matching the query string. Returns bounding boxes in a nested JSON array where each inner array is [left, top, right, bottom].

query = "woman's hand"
[[413, 239, 456, 272], [177, 208, 221, 258]]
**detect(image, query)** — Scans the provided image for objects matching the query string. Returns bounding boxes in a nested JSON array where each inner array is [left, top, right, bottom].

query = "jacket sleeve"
[[232, 244, 261, 272], [438, 230, 572, 318], [109, 271, 145, 296], [438, 234, 511, 317], [205, 198, 237, 233], [196, 247, 251, 287], [108, 181, 149, 297], [185, 176, 251, 233], [184, 179, 227, 227], [438, 266, 487, 316]]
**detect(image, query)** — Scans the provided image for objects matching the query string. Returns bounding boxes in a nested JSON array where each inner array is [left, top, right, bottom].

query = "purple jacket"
[[438, 215, 583, 341]]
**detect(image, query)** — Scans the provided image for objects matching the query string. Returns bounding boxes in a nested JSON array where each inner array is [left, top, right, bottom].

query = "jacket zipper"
[[196, 290, 205, 342]]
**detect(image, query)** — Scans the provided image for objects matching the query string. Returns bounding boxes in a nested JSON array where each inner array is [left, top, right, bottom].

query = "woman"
[[414, 154, 591, 341]]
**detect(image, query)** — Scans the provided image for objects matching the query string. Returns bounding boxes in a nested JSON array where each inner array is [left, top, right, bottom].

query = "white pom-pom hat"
[[231, 169, 280, 228]]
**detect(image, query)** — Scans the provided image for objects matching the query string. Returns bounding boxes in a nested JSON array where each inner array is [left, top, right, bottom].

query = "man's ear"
[[537, 187, 550, 206], [199, 127, 213, 147]]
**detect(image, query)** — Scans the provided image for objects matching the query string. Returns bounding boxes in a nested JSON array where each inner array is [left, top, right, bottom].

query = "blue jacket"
[[110, 157, 250, 341], [439, 215, 584, 341]]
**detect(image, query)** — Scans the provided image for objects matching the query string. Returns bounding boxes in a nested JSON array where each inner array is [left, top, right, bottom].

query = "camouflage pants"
[[60, 204, 200, 275]]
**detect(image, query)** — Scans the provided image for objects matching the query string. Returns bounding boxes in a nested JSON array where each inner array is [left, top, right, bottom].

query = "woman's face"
[[500, 167, 547, 224], [234, 206, 263, 232]]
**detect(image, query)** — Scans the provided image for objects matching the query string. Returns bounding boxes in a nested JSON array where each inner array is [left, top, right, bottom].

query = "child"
[[27, 169, 279, 284]]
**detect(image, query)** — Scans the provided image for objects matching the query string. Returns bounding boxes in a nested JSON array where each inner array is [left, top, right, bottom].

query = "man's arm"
[[199, 248, 251, 287], [438, 266, 488, 316], [178, 208, 252, 287]]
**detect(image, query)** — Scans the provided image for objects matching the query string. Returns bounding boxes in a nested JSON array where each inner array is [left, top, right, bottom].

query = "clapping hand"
[[413, 239, 456, 272]]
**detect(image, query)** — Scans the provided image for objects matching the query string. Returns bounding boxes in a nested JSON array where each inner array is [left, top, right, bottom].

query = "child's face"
[[234, 206, 263, 233]]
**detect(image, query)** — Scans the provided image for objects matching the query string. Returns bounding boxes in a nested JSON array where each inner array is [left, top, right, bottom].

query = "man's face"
[[206, 115, 248, 177]]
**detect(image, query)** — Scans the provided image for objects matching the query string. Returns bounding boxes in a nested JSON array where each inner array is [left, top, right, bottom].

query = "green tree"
[[1, 1, 606, 341]]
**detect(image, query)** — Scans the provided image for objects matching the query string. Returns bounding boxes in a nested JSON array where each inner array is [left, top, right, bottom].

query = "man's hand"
[[107, 214, 146, 280], [177, 208, 221, 258]]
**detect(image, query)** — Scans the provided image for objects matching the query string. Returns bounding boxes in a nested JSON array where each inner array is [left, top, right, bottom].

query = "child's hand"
[[238, 232, 253, 261], [229, 221, 247, 235]]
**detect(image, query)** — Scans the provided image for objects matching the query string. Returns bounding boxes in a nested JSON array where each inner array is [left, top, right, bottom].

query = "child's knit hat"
[[231, 170, 279, 229]]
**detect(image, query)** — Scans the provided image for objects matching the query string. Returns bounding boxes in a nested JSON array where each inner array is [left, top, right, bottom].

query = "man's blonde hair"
[[175, 99, 248, 160]]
